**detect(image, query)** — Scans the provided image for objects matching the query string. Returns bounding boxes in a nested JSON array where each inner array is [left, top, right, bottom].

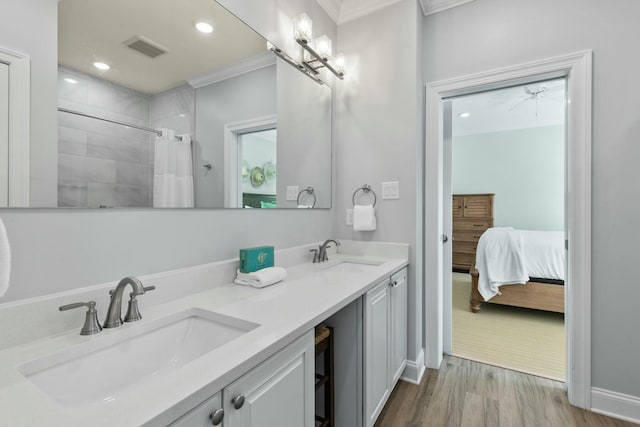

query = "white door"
[[224, 332, 314, 427], [442, 101, 454, 353], [390, 268, 408, 385], [0, 62, 9, 207], [364, 279, 390, 427]]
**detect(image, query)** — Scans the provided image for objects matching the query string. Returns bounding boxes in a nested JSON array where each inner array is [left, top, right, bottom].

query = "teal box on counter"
[[239, 246, 274, 273]]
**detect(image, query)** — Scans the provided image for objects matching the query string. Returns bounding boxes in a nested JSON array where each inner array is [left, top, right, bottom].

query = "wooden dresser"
[[452, 193, 494, 271]]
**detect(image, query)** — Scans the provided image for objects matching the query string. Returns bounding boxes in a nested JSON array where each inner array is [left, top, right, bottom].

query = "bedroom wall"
[[0, 0, 335, 303], [423, 0, 640, 401], [452, 125, 565, 231]]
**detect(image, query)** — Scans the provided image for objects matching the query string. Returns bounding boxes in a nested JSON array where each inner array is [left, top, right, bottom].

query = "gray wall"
[[194, 65, 276, 208], [453, 125, 565, 231], [335, 0, 424, 364], [0, 0, 58, 207], [423, 0, 640, 398], [276, 59, 332, 208], [0, 0, 334, 303]]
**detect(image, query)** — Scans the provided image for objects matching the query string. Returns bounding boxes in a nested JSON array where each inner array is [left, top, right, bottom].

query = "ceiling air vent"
[[124, 36, 168, 59]]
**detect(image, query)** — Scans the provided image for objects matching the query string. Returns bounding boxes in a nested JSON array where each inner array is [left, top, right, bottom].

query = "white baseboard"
[[591, 387, 640, 424], [401, 348, 426, 385]]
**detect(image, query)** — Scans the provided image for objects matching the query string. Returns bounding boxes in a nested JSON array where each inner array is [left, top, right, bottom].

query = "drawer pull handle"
[[473, 224, 484, 227], [209, 408, 224, 425], [232, 395, 245, 410]]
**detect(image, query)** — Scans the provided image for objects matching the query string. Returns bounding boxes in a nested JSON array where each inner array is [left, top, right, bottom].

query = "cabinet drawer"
[[453, 252, 475, 268], [453, 231, 485, 243], [452, 241, 477, 254], [463, 195, 493, 218], [453, 220, 492, 231], [452, 197, 463, 218]]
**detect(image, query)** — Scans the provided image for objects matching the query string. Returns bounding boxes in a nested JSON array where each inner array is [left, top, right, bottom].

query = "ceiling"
[[58, 0, 268, 95], [450, 79, 566, 137], [316, 0, 476, 23]]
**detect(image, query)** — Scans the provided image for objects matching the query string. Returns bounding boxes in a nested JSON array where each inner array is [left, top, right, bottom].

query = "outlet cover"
[[286, 186, 299, 201], [346, 209, 354, 225], [382, 181, 400, 199]]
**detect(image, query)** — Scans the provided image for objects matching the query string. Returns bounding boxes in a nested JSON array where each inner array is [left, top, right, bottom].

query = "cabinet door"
[[390, 268, 408, 386], [224, 331, 314, 427], [170, 392, 223, 427], [364, 280, 390, 427], [463, 195, 493, 218], [0, 63, 8, 207]]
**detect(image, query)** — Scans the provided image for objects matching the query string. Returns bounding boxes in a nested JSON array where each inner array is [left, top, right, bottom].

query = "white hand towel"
[[0, 218, 11, 297], [353, 205, 376, 231], [234, 267, 287, 288]]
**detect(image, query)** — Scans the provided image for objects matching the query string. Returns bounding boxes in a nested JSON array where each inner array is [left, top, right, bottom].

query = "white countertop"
[[0, 252, 408, 426]]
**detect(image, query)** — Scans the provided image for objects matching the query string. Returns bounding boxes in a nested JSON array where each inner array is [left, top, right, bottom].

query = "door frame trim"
[[223, 115, 277, 207], [0, 46, 30, 207], [423, 50, 592, 409]]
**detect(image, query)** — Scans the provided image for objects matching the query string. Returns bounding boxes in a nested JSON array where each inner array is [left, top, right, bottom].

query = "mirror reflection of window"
[[239, 129, 277, 208]]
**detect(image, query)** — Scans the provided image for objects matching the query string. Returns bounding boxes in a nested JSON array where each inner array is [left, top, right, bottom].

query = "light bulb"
[[64, 78, 78, 84], [293, 13, 312, 42], [333, 53, 345, 75], [458, 112, 470, 118], [315, 35, 332, 61]]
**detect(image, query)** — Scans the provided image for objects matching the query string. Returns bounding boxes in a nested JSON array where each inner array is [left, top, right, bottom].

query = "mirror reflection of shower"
[[239, 128, 277, 208]]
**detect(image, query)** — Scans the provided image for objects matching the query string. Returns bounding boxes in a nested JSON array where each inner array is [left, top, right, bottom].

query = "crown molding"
[[419, 0, 476, 16], [339, 0, 404, 24], [188, 52, 276, 88], [315, 0, 342, 23]]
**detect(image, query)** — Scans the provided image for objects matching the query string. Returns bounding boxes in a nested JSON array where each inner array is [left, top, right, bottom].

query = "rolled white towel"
[[0, 217, 10, 297], [234, 266, 287, 288]]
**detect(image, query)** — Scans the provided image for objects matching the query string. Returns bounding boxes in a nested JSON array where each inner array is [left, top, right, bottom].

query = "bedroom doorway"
[[444, 78, 567, 380], [424, 51, 593, 409]]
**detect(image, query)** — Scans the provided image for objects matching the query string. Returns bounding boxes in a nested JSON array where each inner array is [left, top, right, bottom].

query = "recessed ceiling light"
[[195, 22, 214, 33], [64, 78, 78, 84], [458, 112, 470, 118], [93, 62, 110, 71]]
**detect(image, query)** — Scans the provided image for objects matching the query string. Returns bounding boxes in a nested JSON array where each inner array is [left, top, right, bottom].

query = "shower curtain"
[[153, 129, 195, 208]]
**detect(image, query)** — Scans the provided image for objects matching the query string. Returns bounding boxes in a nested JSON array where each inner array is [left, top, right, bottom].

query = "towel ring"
[[297, 187, 316, 208], [352, 184, 377, 207]]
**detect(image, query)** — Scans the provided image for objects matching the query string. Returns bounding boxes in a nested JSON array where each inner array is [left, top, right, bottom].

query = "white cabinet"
[[169, 330, 314, 427], [390, 268, 408, 386], [364, 267, 408, 427], [223, 330, 315, 427], [170, 393, 224, 426]]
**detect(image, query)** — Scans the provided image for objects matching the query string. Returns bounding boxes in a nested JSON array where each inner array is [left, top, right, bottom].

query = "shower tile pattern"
[[58, 67, 153, 207]]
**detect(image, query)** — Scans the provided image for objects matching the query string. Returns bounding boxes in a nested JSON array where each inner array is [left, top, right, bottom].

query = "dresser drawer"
[[463, 195, 493, 218], [453, 231, 485, 243], [453, 241, 477, 254], [453, 220, 492, 232], [453, 252, 475, 268]]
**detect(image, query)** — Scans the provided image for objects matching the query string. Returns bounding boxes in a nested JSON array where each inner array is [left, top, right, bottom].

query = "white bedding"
[[475, 228, 565, 301]]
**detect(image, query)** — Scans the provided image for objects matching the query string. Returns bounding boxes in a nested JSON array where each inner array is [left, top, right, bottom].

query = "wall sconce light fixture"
[[267, 41, 324, 85], [293, 13, 345, 80]]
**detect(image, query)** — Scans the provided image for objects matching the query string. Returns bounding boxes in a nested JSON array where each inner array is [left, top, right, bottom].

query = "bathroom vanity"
[[0, 241, 409, 426]]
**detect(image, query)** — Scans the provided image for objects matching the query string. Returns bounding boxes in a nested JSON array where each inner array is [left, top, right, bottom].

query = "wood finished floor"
[[374, 356, 637, 427]]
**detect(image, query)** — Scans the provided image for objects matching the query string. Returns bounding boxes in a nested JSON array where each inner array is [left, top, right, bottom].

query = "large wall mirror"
[[48, 0, 332, 209]]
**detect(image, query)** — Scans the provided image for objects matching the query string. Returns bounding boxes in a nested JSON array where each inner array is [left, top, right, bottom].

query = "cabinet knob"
[[232, 394, 245, 410], [209, 408, 224, 425]]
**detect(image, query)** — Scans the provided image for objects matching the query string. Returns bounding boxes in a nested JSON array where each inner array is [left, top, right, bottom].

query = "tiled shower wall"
[[57, 67, 153, 207], [57, 68, 195, 208]]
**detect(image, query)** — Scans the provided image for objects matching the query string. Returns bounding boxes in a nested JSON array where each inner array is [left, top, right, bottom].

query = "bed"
[[469, 228, 565, 313]]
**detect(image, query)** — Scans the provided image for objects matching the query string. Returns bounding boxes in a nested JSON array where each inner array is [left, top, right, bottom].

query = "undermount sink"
[[322, 258, 384, 273], [19, 308, 259, 407]]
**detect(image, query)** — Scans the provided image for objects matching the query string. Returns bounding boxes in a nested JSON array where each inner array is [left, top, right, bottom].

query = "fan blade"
[[508, 97, 531, 111]]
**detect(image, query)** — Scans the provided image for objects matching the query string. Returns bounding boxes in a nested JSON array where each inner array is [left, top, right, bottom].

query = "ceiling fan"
[[508, 85, 553, 116]]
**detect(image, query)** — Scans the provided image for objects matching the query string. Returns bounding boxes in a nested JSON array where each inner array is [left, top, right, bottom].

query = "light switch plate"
[[346, 209, 354, 225], [286, 186, 299, 201], [381, 181, 400, 199]]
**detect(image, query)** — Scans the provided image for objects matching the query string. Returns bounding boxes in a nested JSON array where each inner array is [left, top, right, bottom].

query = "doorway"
[[444, 79, 567, 380], [424, 50, 592, 408]]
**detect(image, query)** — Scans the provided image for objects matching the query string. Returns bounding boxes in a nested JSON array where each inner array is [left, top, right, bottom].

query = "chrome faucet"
[[104, 276, 152, 328], [315, 239, 341, 262]]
